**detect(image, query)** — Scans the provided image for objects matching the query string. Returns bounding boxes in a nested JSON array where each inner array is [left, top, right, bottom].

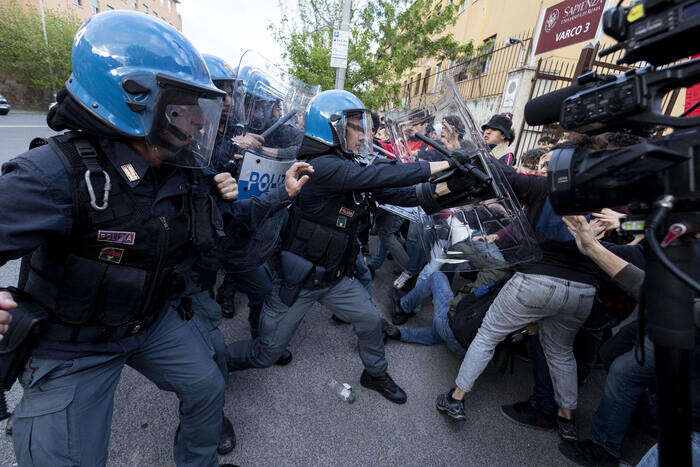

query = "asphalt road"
[[0, 111, 655, 466]]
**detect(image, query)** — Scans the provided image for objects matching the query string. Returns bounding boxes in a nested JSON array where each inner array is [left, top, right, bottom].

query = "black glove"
[[446, 173, 473, 193], [447, 148, 478, 169]]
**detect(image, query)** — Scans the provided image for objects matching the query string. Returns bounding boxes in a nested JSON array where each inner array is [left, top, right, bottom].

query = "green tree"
[[0, 1, 82, 94], [272, 0, 473, 109]]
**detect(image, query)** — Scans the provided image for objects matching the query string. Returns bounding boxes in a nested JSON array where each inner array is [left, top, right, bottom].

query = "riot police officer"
[[226, 90, 468, 403], [0, 12, 310, 466]]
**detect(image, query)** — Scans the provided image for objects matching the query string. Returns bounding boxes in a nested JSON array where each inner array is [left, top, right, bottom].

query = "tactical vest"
[[282, 192, 367, 279], [22, 133, 221, 329]]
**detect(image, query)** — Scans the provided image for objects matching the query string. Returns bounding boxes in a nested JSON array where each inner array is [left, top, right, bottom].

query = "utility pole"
[[334, 0, 352, 90], [38, 0, 57, 99]]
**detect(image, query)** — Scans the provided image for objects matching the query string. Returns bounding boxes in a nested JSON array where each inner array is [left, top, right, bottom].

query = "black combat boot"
[[360, 370, 407, 404], [275, 349, 293, 366], [218, 294, 236, 319], [217, 414, 236, 455]]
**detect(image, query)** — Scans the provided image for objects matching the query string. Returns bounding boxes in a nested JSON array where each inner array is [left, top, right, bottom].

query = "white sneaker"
[[393, 271, 413, 290]]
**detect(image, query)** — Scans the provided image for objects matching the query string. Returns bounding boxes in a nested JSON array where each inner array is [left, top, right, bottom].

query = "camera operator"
[[557, 216, 699, 467]]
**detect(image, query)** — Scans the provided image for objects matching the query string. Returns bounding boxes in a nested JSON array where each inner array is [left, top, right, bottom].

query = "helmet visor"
[[147, 76, 224, 169], [331, 109, 373, 156]]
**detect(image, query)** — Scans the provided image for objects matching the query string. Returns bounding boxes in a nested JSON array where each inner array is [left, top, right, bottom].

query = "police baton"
[[261, 110, 297, 139]]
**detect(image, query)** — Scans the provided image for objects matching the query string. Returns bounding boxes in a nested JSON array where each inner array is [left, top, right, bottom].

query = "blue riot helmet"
[[203, 54, 237, 89], [302, 90, 373, 157], [245, 70, 278, 133], [64, 11, 225, 168], [202, 53, 240, 131]]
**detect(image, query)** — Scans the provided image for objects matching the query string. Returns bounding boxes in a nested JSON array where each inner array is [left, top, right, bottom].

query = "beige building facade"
[[402, 0, 631, 99], [2, 0, 182, 30], [399, 0, 687, 156]]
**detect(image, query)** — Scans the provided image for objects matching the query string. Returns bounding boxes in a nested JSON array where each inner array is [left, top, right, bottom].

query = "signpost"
[[333, 0, 352, 89], [330, 30, 350, 69], [500, 76, 520, 113]]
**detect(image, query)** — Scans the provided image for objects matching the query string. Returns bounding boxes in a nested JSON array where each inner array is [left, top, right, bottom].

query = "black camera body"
[[603, 0, 700, 66], [524, 0, 700, 216]]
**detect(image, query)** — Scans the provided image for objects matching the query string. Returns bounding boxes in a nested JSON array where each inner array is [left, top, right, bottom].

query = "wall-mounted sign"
[[534, 0, 608, 56]]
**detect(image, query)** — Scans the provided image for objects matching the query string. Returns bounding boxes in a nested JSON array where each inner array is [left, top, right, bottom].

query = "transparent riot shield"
[[217, 50, 319, 271], [231, 49, 319, 200], [385, 78, 540, 272]]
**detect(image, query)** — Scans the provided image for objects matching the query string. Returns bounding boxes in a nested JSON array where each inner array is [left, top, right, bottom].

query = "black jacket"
[[496, 161, 598, 286]]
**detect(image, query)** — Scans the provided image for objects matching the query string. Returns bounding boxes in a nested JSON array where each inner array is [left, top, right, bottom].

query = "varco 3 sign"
[[534, 0, 610, 56]]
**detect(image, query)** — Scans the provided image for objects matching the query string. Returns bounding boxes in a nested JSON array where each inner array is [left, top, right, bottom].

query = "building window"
[[433, 63, 442, 92], [132, 0, 137, 7], [414, 74, 421, 96], [167, 0, 171, 11], [480, 35, 496, 75], [422, 68, 430, 94], [91, 0, 99, 14], [458, 0, 466, 13], [143, 4, 148, 13], [72, 0, 81, 6]]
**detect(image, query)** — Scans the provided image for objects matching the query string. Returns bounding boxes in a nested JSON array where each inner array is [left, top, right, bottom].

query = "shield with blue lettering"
[[216, 50, 320, 269]]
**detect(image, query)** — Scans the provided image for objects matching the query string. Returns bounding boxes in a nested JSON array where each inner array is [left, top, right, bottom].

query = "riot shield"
[[217, 50, 319, 271], [385, 78, 540, 272], [231, 49, 319, 200]]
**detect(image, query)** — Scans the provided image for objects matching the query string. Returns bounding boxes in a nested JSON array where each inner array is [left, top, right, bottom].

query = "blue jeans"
[[404, 221, 426, 276], [591, 339, 655, 458], [636, 432, 700, 466], [12, 305, 225, 466], [398, 271, 466, 355]]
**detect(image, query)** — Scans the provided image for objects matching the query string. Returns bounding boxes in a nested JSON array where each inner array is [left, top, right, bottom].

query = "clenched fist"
[[213, 172, 239, 200], [0, 291, 17, 341]]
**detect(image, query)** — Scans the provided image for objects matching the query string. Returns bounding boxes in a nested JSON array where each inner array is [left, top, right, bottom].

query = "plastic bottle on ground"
[[329, 379, 356, 403]]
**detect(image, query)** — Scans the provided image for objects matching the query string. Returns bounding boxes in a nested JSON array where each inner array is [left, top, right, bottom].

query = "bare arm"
[[563, 215, 644, 300]]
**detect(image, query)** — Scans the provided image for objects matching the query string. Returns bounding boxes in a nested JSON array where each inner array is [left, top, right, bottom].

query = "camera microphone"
[[524, 84, 586, 126]]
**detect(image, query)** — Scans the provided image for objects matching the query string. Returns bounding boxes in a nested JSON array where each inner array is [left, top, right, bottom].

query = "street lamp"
[[508, 37, 526, 68]]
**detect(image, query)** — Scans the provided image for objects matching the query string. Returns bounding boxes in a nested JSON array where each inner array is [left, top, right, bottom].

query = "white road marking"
[[0, 125, 48, 128]]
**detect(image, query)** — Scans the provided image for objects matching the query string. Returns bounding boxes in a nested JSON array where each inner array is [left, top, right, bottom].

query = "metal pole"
[[334, 0, 352, 90], [38, 0, 57, 99]]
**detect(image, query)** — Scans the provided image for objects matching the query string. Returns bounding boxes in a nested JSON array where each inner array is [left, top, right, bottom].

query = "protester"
[[538, 135, 558, 149], [482, 113, 516, 165], [557, 216, 699, 466], [519, 147, 547, 174], [434, 140, 600, 444]]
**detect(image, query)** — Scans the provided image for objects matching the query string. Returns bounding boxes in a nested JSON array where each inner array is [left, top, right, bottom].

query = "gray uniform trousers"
[[12, 304, 225, 467], [227, 276, 388, 376], [455, 272, 595, 410]]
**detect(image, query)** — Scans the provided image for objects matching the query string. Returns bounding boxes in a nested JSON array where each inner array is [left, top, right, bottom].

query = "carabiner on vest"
[[84, 169, 111, 211]]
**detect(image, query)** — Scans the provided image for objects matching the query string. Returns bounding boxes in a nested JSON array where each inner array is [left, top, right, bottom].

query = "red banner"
[[535, 0, 607, 55]]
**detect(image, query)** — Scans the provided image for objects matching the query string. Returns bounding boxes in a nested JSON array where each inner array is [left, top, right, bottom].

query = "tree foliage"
[[0, 1, 82, 93], [271, 0, 473, 109]]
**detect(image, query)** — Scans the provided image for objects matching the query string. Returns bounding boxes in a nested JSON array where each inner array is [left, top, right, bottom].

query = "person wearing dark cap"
[[482, 113, 516, 165]]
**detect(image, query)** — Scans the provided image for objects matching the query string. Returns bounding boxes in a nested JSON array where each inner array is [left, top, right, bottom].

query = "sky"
[[179, 0, 295, 69]]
